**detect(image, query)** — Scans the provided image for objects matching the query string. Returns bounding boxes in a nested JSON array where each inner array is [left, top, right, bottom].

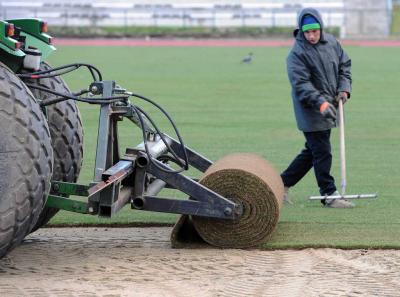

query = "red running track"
[[54, 38, 400, 47]]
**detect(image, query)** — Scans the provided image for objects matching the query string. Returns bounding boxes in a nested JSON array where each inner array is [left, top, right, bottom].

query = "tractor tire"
[[0, 62, 53, 258], [22, 62, 84, 231]]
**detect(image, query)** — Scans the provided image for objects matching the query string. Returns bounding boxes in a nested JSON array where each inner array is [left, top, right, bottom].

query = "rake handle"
[[338, 98, 346, 195]]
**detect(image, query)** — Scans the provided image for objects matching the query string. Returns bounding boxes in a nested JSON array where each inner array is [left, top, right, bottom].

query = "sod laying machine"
[[0, 19, 283, 258]]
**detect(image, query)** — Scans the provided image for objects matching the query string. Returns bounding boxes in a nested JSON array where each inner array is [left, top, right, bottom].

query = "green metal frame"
[[7, 19, 52, 44], [7, 19, 56, 60], [0, 21, 21, 51], [0, 18, 55, 72], [48, 182, 90, 214], [47, 195, 88, 214], [0, 21, 24, 71]]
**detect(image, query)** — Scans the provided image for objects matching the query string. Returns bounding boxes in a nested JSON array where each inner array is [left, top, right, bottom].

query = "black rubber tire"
[[22, 62, 84, 231], [0, 62, 53, 258]]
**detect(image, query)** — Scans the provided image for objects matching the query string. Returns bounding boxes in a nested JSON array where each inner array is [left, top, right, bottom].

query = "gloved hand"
[[319, 101, 336, 120], [334, 92, 348, 106]]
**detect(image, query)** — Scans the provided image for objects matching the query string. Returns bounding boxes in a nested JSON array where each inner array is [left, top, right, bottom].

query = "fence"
[[0, 1, 393, 38]]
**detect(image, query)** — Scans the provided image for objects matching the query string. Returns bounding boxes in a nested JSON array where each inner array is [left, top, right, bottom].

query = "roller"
[[171, 153, 284, 248]]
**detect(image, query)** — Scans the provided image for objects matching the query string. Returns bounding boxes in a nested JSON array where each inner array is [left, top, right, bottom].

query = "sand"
[[1, 227, 399, 297]]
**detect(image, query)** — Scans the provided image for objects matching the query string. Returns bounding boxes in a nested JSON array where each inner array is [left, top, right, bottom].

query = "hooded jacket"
[[287, 7, 352, 132]]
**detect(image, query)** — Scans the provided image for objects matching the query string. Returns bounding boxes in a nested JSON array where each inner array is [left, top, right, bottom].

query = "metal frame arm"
[[142, 159, 242, 220], [141, 196, 237, 219], [164, 134, 212, 172]]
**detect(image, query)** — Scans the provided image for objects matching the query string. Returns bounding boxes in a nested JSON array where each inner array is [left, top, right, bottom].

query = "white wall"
[[0, 0, 392, 38]]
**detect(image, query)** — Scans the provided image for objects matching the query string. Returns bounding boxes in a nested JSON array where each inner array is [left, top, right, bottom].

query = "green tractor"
[[0, 19, 283, 258]]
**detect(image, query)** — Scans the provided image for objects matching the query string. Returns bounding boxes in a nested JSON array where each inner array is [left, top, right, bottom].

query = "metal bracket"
[[89, 160, 134, 216], [165, 134, 212, 172], [46, 195, 88, 214], [51, 181, 89, 196], [137, 158, 242, 220]]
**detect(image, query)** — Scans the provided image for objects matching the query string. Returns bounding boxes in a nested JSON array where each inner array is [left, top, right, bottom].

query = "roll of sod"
[[191, 153, 284, 248]]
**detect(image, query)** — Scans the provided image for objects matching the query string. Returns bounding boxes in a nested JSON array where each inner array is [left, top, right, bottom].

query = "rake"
[[309, 98, 378, 201]]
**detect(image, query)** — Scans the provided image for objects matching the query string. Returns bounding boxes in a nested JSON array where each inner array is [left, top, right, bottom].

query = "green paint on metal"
[[52, 181, 89, 196], [21, 32, 56, 60], [0, 21, 23, 51], [6, 19, 51, 43], [46, 195, 88, 214], [0, 42, 23, 56], [6, 19, 56, 60], [0, 21, 25, 71]]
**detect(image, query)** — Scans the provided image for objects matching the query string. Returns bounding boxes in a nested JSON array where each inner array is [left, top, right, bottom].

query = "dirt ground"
[[1, 227, 399, 297]]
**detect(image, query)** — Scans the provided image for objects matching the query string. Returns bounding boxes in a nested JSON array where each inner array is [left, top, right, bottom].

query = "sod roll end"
[[172, 153, 284, 248]]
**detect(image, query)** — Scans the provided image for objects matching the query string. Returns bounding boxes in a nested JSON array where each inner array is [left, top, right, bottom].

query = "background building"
[[0, 0, 394, 38]]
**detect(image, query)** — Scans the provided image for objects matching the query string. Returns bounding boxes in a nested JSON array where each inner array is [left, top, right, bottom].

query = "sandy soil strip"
[[54, 38, 400, 47], [1, 227, 399, 297]]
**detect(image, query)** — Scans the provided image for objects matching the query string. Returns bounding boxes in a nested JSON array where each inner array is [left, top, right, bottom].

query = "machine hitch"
[[46, 80, 242, 221], [0, 19, 284, 255]]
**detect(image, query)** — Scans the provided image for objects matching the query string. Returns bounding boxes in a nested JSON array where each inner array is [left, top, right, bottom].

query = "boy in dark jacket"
[[281, 7, 354, 208]]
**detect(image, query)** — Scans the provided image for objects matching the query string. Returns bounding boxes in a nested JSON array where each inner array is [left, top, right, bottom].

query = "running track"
[[54, 38, 400, 47]]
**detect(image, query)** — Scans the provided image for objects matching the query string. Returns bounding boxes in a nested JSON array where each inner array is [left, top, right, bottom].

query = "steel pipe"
[[309, 193, 378, 200], [145, 179, 167, 196], [135, 135, 172, 159]]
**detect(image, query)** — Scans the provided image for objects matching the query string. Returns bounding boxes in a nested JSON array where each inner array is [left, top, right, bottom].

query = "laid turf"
[[46, 45, 400, 249]]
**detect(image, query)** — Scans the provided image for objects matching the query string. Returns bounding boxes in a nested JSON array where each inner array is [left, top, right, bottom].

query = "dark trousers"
[[281, 130, 336, 196]]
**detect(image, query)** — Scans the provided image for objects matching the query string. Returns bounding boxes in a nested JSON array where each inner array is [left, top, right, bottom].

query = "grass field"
[[393, 4, 400, 35], [46, 45, 400, 249]]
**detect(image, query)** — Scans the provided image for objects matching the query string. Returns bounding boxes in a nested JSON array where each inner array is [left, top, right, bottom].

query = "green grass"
[[392, 4, 400, 35], [46, 45, 400, 249]]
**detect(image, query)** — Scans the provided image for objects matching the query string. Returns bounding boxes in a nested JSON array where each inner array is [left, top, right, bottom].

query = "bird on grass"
[[241, 52, 253, 64]]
